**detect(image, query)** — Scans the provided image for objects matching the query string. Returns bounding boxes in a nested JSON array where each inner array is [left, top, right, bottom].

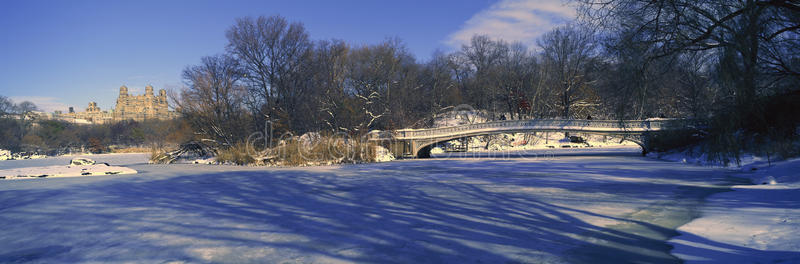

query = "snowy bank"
[[648, 147, 767, 169], [0, 157, 138, 180], [669, 157, 800, 263]]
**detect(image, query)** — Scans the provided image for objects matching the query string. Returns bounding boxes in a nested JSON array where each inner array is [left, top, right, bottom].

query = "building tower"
[[157, 89, 168, 116], [86, 102, 100, 112], [112, 84, 175, 122], [116, 85, 129, 120]]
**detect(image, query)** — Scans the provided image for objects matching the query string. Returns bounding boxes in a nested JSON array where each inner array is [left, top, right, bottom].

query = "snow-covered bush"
[[149, 141, 217, 164], [0, 149, 11, 160], [374, 146, 395, 162], [430, 147, 444, 154]]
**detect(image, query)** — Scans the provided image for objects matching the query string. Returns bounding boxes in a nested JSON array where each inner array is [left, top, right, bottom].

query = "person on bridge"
[[587, 115, 592, 120]]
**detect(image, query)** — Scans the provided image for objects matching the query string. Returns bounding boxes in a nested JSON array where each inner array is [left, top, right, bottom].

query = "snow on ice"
[[0, 149, 798, 263], [0, 148, 733, 263], [669, 157, 800, 263]]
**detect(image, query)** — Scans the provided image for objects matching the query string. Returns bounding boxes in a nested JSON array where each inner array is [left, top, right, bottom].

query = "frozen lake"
[[0, 147, 740, 263]]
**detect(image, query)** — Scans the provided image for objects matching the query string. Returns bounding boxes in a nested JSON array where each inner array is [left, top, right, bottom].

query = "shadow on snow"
[[1, 152, 791, 263]]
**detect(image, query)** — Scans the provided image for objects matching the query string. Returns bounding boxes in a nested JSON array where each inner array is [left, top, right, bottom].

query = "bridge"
[[367, 119, 704, 158]]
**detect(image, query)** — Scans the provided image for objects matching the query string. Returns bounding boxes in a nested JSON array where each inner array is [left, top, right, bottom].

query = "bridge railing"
[[368, 118, 703, 140]]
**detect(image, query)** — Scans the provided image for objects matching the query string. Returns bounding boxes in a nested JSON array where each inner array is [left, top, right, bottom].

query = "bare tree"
[[344, 40, 406, 132], [0, 96, 14, 117], [422, 51, 459, 116], [313, 39, 350, 131], [14, 101, 39, 120], [676, 52, 716, 118], [498, 42, 535, 120], [539, 25, 598, 119], [178, 54, 248, 146], [226, 15, 312, 132], [577, 0, 800, 118], [460, 35, 508, 115]]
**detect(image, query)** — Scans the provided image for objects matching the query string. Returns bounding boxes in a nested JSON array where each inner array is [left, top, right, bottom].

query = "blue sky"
[[0, 0, 575, 112]]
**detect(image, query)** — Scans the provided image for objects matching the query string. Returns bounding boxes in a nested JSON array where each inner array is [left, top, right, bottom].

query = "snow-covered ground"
[[0, 148, 756, 263], [669, 157, 800, 263]]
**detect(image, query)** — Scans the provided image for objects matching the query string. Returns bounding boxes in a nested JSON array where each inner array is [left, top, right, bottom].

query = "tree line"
[[577, 0, 800, 162], [177, 16, 681, 146], [180, 0, 798, 160]]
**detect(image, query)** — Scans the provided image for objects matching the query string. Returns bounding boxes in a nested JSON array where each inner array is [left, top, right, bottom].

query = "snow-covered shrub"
[[430, 106, 489, 128], [374, 146, 395, 162], [430, 147, 444, 154], [149, 148, 171, 164], [0, 149, 10, 160], [193, 157, 216, 164], [149, 141, 217, 164]]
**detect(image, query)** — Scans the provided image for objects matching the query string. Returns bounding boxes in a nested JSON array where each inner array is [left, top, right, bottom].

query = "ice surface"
[[0, 149, 778, 263], [669, 158, 800, 263]]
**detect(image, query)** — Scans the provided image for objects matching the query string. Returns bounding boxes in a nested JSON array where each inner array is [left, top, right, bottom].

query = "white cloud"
[[446, 0, 576, 48], [8, 96, 72, 113]]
